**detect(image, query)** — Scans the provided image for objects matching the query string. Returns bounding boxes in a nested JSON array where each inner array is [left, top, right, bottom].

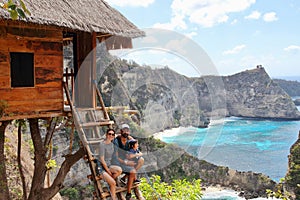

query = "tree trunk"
[[28, 118, 48, 200], [0, 121, 11, 200], [17, 121, 27, 200], [27, 118, 86, 200]]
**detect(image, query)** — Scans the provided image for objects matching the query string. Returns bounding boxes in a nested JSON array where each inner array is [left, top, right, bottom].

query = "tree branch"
[[0, 120, 11, 200], [44, 118, 57, 148], [41, 147, 85, 199]]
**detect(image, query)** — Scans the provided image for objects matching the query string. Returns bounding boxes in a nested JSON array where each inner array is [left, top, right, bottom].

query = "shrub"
[[60, 187, 80, 200], [139, 175, 202, 200]]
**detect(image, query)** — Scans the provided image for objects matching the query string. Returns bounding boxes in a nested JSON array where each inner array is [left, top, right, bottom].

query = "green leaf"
[[9, 10, 18, 20], [16, 8, 25, 18], [20, 0, 31, 15], [7, 0, 14, 7], [20, 0, 26, 10], [8, 4, 17, 10]]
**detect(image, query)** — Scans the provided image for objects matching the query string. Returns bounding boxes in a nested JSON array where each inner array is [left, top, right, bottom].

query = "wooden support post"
[[92, 32, 97, 109]]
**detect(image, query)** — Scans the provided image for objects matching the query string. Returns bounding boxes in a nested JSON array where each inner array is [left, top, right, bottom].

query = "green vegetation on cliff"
[[285, 132, 300, 198], [139, 175, 202, 200]]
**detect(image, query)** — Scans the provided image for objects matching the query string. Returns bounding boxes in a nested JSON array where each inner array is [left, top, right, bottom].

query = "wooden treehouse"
[[0, 0, 144, 199]]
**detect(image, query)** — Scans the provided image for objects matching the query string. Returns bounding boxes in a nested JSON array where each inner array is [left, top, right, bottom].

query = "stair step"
[[80, 121, 114, 128], [87, 174, 102, 181], [87, 139, 103, 144], [75, 107, 105, 111], [100, 184, 140, 198]]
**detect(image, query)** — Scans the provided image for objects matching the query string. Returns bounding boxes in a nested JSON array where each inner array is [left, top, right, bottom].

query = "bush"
[[60, 187, 80, 200], [139, 175, 202, 200]]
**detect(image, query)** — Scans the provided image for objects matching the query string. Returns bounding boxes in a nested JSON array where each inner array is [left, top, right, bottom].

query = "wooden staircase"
[[63, 81, 143, 200]]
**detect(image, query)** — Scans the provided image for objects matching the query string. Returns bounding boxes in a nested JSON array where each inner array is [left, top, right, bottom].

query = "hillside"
[[273, 79, 300, 97], [222, 68, 299, 119], [285, 131, 300, 199], [98, 60, 300, 133], [139, 136, 276, 199], [5, 55, 299, 199]]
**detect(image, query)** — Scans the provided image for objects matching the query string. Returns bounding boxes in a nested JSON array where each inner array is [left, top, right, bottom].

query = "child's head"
[[128, 139, 138, 149]]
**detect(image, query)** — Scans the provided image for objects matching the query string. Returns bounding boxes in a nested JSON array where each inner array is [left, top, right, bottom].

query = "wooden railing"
[[63, 68, 75, 111]]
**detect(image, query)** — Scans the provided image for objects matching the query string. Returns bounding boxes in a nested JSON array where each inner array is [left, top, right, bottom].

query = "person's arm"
[[127, 136, 133, 140], [100, 155, 112, 176], [127, 151, 142, 159]]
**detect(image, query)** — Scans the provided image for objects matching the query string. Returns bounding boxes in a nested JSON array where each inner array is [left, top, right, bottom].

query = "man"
[[112, 124, 144, 200]]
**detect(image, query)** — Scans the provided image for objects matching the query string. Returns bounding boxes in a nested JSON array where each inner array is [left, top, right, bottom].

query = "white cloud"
[[231, 19, 238, 25], [105, 0, 155, 7], [170, 0, 256, 28], [263, 12, 278, 22], [284, 45, 300, 52], [245, 10, 261, 19], [153, 14, 187, 30], [223, 45, 246, 55]]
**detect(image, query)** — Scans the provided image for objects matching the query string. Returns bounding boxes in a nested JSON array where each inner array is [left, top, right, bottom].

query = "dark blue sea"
[[160, 116, 300, 182]]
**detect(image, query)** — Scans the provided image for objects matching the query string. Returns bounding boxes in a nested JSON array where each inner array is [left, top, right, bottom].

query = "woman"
[[98, 128, 122, 200]]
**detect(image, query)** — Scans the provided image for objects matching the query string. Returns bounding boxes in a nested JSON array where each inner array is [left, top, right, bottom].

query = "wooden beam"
[[92, 32, 97, 108], [0, 111, 64, 121]]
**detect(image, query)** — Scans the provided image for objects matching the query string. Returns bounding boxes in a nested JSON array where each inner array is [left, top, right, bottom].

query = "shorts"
[[120, 163, 135, 174]]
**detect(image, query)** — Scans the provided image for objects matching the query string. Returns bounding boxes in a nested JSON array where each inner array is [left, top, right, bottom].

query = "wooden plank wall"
[[75, 32, 95, 108], [0, 22, 64, 120]]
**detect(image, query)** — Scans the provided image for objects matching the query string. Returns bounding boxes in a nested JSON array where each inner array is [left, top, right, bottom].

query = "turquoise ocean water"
[[160, 116, 300, 199], [161, 117, 300, 181]]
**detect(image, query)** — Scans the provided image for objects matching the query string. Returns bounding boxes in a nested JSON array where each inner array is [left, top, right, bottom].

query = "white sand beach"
[[202, 186, 280, 200], [153, 126, 197, 140]]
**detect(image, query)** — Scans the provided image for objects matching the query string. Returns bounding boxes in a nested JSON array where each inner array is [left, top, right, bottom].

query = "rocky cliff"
[[139, 137, 276, 199], [99, 60, 300, 131], [273, 79, 300, 97], [222, 68, 300, 119], [4, 123, 276, 199], [285, 131, 300, 199]]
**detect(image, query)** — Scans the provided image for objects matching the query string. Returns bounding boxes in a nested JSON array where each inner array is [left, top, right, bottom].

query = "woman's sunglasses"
[[107, 132, 115, 136]]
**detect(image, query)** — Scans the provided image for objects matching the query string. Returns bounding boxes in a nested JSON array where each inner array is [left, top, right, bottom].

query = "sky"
[[105, 0, 300, 79]]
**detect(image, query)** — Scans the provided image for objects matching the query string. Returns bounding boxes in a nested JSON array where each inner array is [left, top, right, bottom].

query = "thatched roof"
[[0, 0, 144, 38]]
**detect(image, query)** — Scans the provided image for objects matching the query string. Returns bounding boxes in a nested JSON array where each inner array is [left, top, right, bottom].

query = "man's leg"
[[126, 169, 136, 200]]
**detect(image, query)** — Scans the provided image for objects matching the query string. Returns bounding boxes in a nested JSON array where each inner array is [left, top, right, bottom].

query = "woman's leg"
[[109, 165, 122, 179], [102, 172, 117, 200]]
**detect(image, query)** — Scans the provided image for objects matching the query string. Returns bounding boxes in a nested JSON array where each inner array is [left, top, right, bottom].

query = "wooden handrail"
[[93, 80, 110, 120]]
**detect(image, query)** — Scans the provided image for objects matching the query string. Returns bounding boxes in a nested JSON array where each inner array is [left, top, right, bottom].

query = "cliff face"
[[274, 79, 300, 97], [285, 132, 300, 199], [223, 68, 300, 119], [140, 137, 276, 199], [99, 62, 300, 130]]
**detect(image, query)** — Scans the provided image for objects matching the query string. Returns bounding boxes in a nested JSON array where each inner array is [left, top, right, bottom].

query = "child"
[[127, 139, 143, 184], [127, 139, 143, 163]]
